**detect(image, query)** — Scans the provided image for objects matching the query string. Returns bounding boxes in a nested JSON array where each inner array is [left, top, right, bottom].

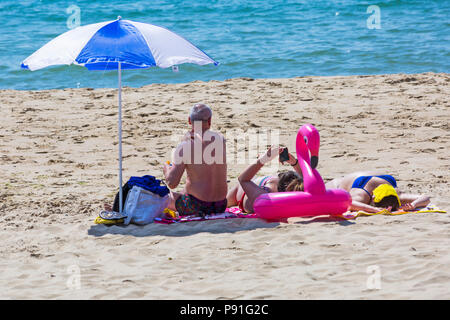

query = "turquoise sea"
[[1, 0, 449, 90]]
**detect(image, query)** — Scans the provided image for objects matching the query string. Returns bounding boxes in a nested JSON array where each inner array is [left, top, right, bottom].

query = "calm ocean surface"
[[1, 0, 449, 90]]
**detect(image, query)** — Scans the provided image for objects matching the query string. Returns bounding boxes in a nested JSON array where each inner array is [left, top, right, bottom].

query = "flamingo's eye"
[[304, 136, 308, 144]]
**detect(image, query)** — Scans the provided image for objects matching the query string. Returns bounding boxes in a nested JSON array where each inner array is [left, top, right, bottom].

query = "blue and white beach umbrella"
[[22, 17, 218, 213]]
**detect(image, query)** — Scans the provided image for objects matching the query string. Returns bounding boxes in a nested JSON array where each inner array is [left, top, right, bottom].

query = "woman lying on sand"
[[227, 146, 304, 213], [325, 172, 431, 213]]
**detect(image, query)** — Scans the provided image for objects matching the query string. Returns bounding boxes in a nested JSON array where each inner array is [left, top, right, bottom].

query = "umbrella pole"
[[118, 62, 123, 214]]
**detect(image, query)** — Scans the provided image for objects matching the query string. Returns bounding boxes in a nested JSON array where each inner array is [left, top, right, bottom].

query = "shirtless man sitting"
[[163, 103, 228, 216]]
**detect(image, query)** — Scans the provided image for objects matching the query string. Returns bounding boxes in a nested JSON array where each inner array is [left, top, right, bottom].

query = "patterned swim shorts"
[[175, 194, 227, 217]]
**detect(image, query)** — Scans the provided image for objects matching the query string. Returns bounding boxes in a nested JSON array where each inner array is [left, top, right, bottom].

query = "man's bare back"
[[182, 130, 227, 202], [163, 103, 228, 216]]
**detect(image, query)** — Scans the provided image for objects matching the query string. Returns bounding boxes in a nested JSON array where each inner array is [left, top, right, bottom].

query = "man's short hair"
[[189, 103, 212, 122]]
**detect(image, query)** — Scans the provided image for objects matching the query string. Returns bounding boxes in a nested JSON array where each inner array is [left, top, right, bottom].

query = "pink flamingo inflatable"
[[253, 124, 351, 219]]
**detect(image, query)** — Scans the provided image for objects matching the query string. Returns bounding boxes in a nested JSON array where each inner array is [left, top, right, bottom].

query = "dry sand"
[[0, 72, 449, 299]]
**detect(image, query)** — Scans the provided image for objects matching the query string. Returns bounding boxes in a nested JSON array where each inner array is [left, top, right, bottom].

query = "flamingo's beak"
[[310, 155, 318, 169]]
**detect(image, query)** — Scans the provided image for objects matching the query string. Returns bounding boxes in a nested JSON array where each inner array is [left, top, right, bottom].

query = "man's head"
[[189, 103, 212, 131]]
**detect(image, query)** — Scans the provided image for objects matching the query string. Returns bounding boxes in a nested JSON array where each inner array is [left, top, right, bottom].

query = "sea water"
[[1, 0, 449, 90]]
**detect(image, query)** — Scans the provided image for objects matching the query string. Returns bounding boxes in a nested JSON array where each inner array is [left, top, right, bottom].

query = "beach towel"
[[94, 207, 257, 225], [153, 207, 258, 224], [94, 205, 446, 225], [339, 204, 446, 220]]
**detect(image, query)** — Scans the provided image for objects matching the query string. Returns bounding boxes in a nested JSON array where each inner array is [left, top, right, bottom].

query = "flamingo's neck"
[[296, 126, 326, 195]]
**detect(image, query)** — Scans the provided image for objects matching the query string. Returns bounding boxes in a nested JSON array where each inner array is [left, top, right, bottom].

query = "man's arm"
[[163, 162, 185, 189], [164, 141, 188, 189]]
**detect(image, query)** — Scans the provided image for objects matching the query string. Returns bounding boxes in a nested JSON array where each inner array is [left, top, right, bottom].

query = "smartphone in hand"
[[279, 147, 289, 163]]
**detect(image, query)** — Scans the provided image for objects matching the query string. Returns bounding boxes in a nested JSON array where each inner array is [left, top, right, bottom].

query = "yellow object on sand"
[[163, 208, 178, 219], [94, 216, 124, 225], [372, 184, 401, 206], [94, 208, 177, 224], [340, 205, 446, 220]]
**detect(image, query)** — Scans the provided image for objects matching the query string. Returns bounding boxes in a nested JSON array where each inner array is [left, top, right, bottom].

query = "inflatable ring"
[[253, 124, 351, 219]]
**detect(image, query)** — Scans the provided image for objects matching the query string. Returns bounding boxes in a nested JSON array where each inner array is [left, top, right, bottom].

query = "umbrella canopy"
[[21, 17, 217, 71], [21, 17, 218, 214]]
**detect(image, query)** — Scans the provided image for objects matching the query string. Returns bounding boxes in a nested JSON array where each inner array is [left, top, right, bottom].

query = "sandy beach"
[[0, 72, 449, 299]]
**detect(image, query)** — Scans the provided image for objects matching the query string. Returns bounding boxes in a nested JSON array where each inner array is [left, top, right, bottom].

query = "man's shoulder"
[[205, 130, 226, 141]]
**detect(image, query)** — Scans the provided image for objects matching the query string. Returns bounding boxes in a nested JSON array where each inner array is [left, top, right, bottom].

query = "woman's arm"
[[350, 200, 387, 213], [238, 160, 265, 185], [398, 193, 431, 210], [237, 160, 267, 209], [349, 192, 388, 213], [238, 146, 281, 183], [238, 146, 281, 212], [285, 151, 302, 176]]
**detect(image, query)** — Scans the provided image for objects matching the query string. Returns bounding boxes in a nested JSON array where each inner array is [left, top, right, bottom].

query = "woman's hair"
[[277, 171, 303, 192], [374, 195, 400, 211]]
